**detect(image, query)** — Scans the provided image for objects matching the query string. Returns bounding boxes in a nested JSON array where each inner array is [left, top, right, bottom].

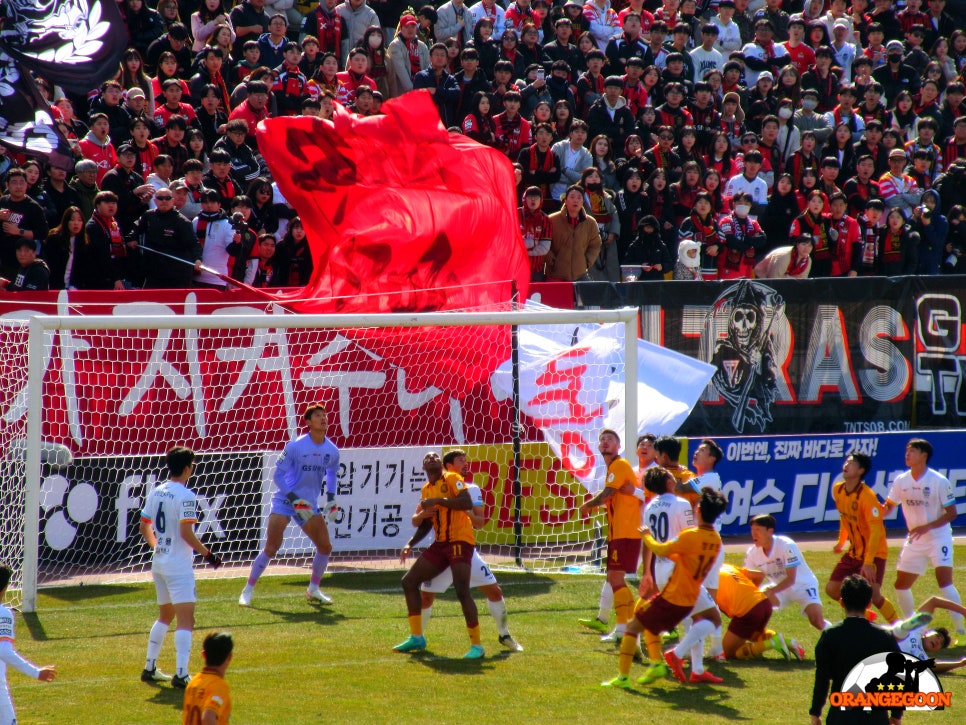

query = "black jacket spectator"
[[100, 166, 149, 235], [586, 97, 636, 153], [130, 207, 202, 287], [871, 62, 921, 106], [0, 194, 48, 278]]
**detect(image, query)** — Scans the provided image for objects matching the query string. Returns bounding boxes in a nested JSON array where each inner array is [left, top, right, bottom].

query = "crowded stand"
[[3, 0, 966, 292]]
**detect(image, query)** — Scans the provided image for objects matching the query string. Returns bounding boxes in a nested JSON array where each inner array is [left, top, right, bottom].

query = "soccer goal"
[[8, 306, 638, 612]]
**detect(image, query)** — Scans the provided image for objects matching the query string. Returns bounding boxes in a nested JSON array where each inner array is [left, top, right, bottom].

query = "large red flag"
[[257, 91, 530, 314]]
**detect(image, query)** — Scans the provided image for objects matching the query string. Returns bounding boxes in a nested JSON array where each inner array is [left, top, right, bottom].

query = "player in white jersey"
[[643, 467, 724, 683], [240, 403, 341, 607], [0, 564, 55, 725], [140, 446, 222, 689], [883, 438, 964, 637], [744, 514, 827, 632], [678, 438, 727, 659], [892, 597, 966, 673], [409, 457, 523, 652]]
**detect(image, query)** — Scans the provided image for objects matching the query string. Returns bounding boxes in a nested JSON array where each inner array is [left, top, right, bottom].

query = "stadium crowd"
[[3, 0, 966, 291]]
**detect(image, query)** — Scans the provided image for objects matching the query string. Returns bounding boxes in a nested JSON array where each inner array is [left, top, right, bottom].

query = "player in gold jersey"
[[578, 430, 644, 643], [602, 487, 728, 689], [715, 564, 804, 661], [182, 632, 232, 725], [826, 453, 899, 623], [394, 450, 483, 659]]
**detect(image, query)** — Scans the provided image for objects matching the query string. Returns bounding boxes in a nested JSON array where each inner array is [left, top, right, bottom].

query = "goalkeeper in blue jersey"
[[240, 403, 341, 606]]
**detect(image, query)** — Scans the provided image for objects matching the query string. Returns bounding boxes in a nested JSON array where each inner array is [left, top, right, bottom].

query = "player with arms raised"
[[240, 403, 340, 607], [182, 632, 233, 724], [578, 429, 643, 645], [883, 438, 965, 638], [602, 487, 727, 689], [395, 450, 483, 658], [826, 453, 899, 623], [140, 446, 222, 689], [0, 563, 55, 725]]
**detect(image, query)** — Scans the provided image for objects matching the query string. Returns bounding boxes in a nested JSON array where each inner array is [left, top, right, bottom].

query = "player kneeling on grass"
[[183, 632, 233, 725], [395, 450, 484, 659], [0, 563, 55, 725], [140, 446, 222, 689], [414, 453, 523, 652], [602, 487, 727, 689], [240, 403, 340, 607], [714, 563, 804, 662]]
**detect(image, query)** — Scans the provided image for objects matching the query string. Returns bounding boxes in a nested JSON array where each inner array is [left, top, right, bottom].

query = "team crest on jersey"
[[607, 473, 615, 482], [923, 487, 931, 498], [872, 508, 880, 517]]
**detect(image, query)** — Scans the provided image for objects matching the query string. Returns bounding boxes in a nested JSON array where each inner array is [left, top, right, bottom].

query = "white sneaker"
[[239, 585, 254, 606], [306, 586, 333, 604], [600, 630, 621, 644], [499, 634, 524, 652]]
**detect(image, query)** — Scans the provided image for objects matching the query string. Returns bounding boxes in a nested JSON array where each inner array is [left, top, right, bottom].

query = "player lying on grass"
[[890, 596, 966, 673]]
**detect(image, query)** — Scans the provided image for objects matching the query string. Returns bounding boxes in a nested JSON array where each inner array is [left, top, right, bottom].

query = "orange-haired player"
[[602, 487, 728, 688], [716, 563, 804, 661]]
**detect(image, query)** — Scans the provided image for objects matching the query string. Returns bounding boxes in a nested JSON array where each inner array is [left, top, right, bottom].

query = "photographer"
[[942, 205, 965, 274], [225, 196, 259, 284], [911, 190, 947, 276]]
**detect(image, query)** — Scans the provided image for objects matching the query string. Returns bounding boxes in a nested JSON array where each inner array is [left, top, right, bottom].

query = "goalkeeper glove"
[[322, 498, 339, 522], [285, 492, 314, 523], [204, 550, 222, 568]]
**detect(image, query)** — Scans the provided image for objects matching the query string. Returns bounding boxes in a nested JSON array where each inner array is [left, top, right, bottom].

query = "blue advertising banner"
[[702, 430, 966, 537]]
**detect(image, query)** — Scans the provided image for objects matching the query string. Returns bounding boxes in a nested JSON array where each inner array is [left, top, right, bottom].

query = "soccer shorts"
[[153, 569, 196, 605], [422, 550, 498, 593], [829, 555, 887, 585], [702, 547, 726, 590], [270, 494, 321, 522], [606, 538, 642, 574], [897, 535, 954, 576], [728, 599, 773, 641], [689, 584, 716, 616], [775, 578, 822, 616], [634, 594, 692, 634], [421, 540, 474, 571]]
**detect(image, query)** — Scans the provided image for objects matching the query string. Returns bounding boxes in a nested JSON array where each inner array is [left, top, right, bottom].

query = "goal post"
[[17, 307, 638, 613]]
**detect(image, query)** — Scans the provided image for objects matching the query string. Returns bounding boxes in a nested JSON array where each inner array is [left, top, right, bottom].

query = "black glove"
[[204, 551, 222, 568]]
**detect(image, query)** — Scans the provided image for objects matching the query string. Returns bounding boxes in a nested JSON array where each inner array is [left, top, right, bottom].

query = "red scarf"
[[316, 9, 342, 55], [786, 248, 809, 276], [881, 227, 904, 265], [210, 69, 230, 111], [690, 211, 717, 244], [800, 211, 831, 258], [94, 212, 125, 259], [407, 39, 422, 77]]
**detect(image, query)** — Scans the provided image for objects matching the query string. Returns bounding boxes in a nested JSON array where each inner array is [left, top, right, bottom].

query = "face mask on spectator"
[[735, 203, 751, 217], [369, 35, 383, 48], [778, 107, 792, 119], [802, 99, 817, 111]]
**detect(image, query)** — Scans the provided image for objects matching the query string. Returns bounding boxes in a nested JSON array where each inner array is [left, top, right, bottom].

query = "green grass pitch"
[[9, 547, 966, 724]]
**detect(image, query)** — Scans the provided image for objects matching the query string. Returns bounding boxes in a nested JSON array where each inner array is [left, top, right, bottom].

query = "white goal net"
[[8, 305, 638, 612]]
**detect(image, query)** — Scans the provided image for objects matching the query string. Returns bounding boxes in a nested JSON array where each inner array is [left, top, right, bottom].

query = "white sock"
[[896, 589, 915, 618], [422, 605, 433, 632], [174, 629, 192, 678], [940, 586, 965, 631], [597, 581, 613, 623], [615, 622, 626, 636], [681, 615, 692, 635], [709, 626, 723, 656], [675, 618, 714, 659], [144, 620, 169, 671], [690, 641, 706, 675], [487, 598, 510, 637]]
